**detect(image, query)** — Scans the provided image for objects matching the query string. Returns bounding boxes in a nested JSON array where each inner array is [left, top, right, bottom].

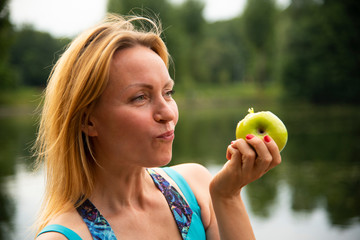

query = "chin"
[[149, 154, 173, 168]]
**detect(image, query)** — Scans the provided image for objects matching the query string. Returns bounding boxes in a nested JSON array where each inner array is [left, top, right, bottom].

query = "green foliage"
[[177, 0, 205, 38], [282, 0, 360, 103], [242, 0, 277, 51], [241, 0, 277, 86], [1, 0, 358, 104], [0, 0, 18, 89], [1, 0, 69, 89], [10, 26, 70, 87], [195, 19, 248, 85]]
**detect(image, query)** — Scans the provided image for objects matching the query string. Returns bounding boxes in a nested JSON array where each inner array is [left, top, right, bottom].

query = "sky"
[[9, 0, 289, 38]]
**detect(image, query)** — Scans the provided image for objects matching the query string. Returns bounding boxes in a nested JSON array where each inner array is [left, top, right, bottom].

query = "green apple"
[[235, 108, 288, 152]]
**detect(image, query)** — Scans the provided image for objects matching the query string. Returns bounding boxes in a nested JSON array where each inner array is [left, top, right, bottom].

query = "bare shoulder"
[[171, 163, 213, 186], [170, 163, 213, 203], [36, 208, 91, 240]]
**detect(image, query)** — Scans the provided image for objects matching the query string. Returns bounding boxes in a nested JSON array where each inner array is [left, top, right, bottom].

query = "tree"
[[174, 0, 206, 87], [282, 0, 360, 103], [194, 18, 249, 85], [0, 0, 17, 89], [10, 26, 70, 87], [241, 0, 277, 86]]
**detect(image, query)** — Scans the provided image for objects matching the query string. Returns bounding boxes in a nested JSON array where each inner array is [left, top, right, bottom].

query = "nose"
[[153, 97, 178, 123]]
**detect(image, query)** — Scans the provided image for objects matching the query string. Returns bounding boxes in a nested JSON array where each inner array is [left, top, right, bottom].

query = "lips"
[[156, 130, 175, 140]]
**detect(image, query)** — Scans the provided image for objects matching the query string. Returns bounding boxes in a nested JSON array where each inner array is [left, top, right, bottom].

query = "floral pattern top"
[[76, 168, 193, 240]]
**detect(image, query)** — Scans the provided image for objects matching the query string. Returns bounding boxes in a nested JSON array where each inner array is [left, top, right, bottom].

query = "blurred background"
[[0, 0, 359, 239]]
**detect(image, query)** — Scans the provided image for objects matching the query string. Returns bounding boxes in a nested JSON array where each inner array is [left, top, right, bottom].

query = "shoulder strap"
[[162, 167, 199, 209], [162, 167, 206, 240], [37, 224, 82, 240]]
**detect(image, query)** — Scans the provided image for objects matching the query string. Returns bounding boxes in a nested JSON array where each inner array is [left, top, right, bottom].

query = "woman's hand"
[[210, 134, 282, 198]]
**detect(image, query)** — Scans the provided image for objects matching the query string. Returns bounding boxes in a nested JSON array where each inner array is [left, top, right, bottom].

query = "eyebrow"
[[123, 79, 174, 92]]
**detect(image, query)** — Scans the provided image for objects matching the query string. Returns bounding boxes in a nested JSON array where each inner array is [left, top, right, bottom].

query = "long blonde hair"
[[34, 14, 169, 233]]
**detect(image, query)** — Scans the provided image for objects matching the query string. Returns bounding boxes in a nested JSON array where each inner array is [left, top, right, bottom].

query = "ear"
[[82, 115, 98, 137]]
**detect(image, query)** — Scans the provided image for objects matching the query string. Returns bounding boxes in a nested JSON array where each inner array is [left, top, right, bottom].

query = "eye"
[[131, 94, 147, 103], [164, 89, 175, 98]]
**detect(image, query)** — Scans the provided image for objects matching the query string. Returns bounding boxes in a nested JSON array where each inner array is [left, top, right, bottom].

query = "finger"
[[226, 142, 239, 160], [226, 145, 242, 170], [226, 144, 236, 160], [231, 138, 256, 173], [245, 134, 272, 173], [263, 135, 282, 171]]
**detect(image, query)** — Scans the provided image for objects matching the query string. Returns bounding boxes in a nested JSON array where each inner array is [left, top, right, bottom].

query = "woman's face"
[[88, 45, 178, 169]]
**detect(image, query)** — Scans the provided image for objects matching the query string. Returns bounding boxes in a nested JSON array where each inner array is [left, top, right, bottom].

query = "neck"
[[90, 165, 155, 215]]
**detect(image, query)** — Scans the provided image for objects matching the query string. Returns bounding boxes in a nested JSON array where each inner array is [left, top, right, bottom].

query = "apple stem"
[[248, 107, 254, 114]]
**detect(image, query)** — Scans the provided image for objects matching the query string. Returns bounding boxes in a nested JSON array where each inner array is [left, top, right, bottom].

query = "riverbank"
[[175, 82, 283, 108], [0, 87, 43, 117], [0, 83, 284, 109], [0, 87, 43, 107]]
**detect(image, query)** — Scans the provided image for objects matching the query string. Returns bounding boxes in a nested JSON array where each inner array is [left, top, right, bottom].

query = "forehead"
[[108, 45, 169, 86]]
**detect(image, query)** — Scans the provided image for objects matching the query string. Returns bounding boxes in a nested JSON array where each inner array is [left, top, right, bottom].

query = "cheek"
[[172, 101, 179, 126], [113, 112, 144, 134], [92, 109, 130, 138]]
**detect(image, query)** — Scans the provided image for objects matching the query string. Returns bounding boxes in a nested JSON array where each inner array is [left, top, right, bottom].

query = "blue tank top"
[[37, 167, 206, 240]]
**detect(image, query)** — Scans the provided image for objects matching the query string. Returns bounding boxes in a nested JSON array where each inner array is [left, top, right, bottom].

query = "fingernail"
[[231, 141, 235, 145], [264, 135, 271, 143], [246, 134, 254, 140]]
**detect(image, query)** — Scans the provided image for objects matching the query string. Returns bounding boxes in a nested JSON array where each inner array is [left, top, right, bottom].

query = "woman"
[[35, 14, 281, 240]]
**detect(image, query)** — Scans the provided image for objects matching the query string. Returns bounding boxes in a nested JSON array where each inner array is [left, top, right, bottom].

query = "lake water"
[[1, 99, 360, 239]]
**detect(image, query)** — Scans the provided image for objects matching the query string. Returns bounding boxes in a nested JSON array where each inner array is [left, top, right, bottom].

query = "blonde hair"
[[34, 14, 169, 233]]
